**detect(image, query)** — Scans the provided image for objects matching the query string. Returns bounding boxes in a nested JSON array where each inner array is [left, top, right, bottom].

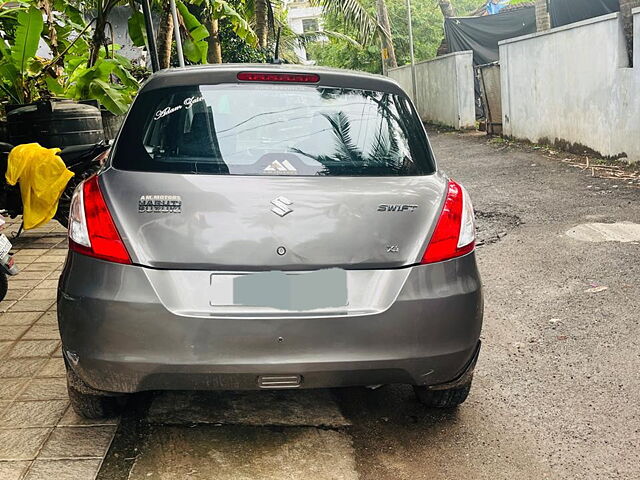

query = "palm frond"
[[309, 0, 384, 44], [290, 106, 407, 176], [296, 30, 361, 48], [324, 111, 363, 164]]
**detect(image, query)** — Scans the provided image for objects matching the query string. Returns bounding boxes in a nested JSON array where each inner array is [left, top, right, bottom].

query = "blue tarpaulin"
[[486, 0, 512, 15]]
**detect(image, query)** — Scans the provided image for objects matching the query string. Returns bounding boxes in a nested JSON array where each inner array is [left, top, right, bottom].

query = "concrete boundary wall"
[[388, 51, 476, 130], [500, 10, 640, 162]]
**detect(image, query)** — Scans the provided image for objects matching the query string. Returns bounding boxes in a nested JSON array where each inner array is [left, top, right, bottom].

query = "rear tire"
[[0, 273, 7, 302], [413, 378, 472, 409], [66, 366, 126, 419]]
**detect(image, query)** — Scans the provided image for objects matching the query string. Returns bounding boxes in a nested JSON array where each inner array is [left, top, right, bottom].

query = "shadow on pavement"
[[96, 385, 462, 480]]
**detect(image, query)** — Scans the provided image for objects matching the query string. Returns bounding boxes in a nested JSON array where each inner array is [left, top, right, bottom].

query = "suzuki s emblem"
[[271, 196, 293, 217]]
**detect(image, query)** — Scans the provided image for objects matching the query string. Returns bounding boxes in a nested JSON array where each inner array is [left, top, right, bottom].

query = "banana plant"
[[47, 0, 91, 54], [176, 0, 209, 63], [0, 2, 27, 26], [193, 0, 258, 63], [127, 5, 146, 48], [0, 5, 44, 104], [82, 0, 124, 67], [129, 0, 258, 67], [47, 42, 140, 114], [205, 0, 256, 46]]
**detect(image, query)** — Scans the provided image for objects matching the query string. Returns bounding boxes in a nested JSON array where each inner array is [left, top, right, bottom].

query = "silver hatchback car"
[[58, 65, 483, 418]]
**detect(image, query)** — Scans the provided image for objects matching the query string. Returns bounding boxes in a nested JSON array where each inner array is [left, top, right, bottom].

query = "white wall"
[[387, 65, 414, 97], [286, 3, 323, 63], [287, 6, 323, 33], [388, 51, 476, 130], [500, 9, 640, 162]]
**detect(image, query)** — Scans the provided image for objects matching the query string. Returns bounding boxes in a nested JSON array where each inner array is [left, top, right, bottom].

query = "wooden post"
[[376, 0, 397, 74]]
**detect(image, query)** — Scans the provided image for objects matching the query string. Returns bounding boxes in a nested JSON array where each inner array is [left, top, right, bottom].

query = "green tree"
[[307, 0, 536, 73], [0, 1, 138, 113], [245, 0, 383, 52], [309, 0, 445, 74], [220, 18, 267, 63], [148, 0, 382, 66], [129, 0, 257, 68]]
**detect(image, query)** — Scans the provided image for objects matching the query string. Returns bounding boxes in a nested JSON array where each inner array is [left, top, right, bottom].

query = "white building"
[[285, 0, 324, 63]]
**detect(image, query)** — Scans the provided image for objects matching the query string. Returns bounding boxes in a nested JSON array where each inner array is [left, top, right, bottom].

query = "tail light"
[[421, 180, 475, 264], [68, 176, 131, 264]]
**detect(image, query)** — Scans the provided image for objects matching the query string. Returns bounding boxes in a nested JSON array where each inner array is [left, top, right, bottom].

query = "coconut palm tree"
[[247, 0, 386, 51], [438, 0, 455, 17], [253, 0, 269, 48], [152, 0, 389, 67], [314, 0, 384, 45]]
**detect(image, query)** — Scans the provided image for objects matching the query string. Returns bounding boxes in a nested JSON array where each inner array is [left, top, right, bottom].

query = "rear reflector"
[[69, 176, 131, 264], [237, 72, 320, 83], [421, 180, 475, 264]]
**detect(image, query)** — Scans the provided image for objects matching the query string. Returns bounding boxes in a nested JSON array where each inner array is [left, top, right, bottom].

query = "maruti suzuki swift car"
[[58, 65, 483, 418]]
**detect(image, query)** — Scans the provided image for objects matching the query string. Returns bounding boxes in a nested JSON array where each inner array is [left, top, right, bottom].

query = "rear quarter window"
[[112, 84, 435, 176]]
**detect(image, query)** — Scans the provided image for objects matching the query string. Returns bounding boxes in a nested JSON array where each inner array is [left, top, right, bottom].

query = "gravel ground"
[[97, 129, 640, 480]]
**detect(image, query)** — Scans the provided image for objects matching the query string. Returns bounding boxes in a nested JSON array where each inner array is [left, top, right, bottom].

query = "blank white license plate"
[[0, 234, 12, 258], [210, 269, 348, 310]]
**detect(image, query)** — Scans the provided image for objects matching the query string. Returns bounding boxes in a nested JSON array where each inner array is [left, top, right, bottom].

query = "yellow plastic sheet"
[[5, 143, 74, 230]]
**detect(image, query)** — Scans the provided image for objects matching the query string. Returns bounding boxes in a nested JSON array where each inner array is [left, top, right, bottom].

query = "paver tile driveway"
[[0, 221, 117, 480]]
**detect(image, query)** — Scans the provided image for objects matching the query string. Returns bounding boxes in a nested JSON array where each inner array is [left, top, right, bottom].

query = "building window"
[[302, 18, 319, 33]]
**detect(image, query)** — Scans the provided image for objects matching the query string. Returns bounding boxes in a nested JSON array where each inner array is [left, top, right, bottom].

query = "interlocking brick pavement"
[[0, 220, 118, 480]]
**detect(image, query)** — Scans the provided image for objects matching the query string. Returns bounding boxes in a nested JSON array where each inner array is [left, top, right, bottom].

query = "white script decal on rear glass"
[[183, 95, 204, 109], [153, 96, 204, 120]]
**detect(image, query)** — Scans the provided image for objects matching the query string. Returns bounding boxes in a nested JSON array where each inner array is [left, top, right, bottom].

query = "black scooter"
[[0, 215, 18, 301]]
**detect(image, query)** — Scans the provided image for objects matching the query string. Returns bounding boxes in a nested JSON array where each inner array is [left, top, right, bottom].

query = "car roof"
[[140, 64, 407, 96]]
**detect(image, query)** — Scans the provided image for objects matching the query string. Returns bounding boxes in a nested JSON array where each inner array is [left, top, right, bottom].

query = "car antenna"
[[271, 27, 285, 64]]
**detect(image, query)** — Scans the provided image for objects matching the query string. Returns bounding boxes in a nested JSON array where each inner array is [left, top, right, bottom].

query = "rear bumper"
[[57, 253, 483, 394]]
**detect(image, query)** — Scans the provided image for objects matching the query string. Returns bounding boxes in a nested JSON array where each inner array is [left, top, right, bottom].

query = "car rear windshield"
[[112, 84, 435, 176]]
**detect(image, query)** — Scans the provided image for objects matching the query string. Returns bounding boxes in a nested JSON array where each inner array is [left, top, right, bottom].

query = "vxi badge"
[[377, 204, 419, 213], [139, 195, 182, 214]]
